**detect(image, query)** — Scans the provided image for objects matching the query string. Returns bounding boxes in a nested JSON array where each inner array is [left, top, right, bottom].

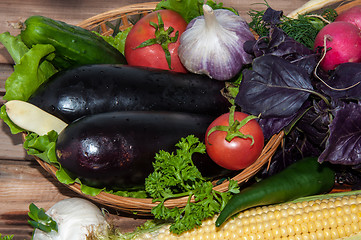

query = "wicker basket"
[[32, 0, 356, 215], [35, 131, 284, 215]]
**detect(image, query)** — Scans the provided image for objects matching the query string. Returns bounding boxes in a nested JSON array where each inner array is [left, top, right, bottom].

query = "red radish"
[[335, 5, 361, 30], [314, 21, 361, 71]]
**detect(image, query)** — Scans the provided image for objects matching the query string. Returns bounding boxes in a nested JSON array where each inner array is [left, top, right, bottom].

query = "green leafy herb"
[[155, 0, 238, 23], [24, 131, 58, 164], [248, 7, 338, 49], [0, 32, 28, 64], [145, 135, 240, 234], [0, 105, 23, 134], [28, 203, 58, 233], [94, 27, 131, 55], [0, 234, 13, 240], [0, 32, 57, 101], [248, 8, 269, 37]]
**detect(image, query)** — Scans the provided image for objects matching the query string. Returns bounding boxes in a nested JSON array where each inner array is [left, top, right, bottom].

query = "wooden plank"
[[0, 159, 73, 239], [0, 120, 30, 161]]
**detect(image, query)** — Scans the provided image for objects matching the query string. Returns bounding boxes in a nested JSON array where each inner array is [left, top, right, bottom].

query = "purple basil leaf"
[[260, 129, 323, 178], [258, 101, 309, 139], [295, 100, 331, 147], [336, 168, 361, 189], [258, 115, 294, 140], [245, 27, 317, 75], [290, 54, 318, 76], [318, 62, 361, 100], [247, 27, 314, 59], [262, 7, 283, 25], [235, 55, 313, 118], [319, 101, 361, 166], [268, 27, 314, 57]]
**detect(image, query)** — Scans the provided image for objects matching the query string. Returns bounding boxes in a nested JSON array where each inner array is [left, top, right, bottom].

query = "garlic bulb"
[[178, 4, 255, 81], [32, 198, 107, 240]]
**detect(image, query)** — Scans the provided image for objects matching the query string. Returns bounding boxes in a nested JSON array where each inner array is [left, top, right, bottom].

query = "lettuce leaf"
[[0, 32, 28, 64], [0, 105, 23, 134], [94, 27, 131, 55], [0, 32, 58, 101], [155, 0, 238, 23], [3, 44, 57, 101], [23, 131, 58, 164]]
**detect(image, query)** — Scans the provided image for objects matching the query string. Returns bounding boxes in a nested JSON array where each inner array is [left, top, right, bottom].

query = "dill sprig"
[[248, 7, 338, 49], [281, 15, 325, 49], [248, 9, 269, 37]]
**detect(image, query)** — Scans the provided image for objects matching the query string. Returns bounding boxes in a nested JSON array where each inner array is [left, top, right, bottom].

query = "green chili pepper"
[[215, 157, 335, 227]]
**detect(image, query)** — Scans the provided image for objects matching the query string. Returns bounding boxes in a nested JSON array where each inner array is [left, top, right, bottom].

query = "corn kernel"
[[270, 219, 280, 229], [272, 228, 282, 238], [264, 230, 274, 238], [294, 214, 303, 224], [299, 222, 308, 234], [279, 226, 288, 237], [279, 217, 288, 227]]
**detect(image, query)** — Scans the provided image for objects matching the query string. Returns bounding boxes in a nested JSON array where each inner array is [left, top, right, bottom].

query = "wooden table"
[[0, 0, 309, 239]]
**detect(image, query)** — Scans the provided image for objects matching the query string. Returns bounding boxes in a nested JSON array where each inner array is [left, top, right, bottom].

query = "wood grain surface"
[[0, 0, 309, 239]]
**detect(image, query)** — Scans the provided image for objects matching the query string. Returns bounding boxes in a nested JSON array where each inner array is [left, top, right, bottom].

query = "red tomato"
[[124, 10, 187, 73], [205, 110, 264, 171]]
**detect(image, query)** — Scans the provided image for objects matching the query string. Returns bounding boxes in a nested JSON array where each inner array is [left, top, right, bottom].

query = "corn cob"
[[132, 190, 361, 240]]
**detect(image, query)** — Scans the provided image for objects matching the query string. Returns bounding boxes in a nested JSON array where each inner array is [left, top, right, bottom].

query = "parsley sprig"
[[145, 135, 240, 234]]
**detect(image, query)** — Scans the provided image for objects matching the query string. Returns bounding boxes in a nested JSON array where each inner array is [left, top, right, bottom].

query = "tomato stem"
[[207, 106, 258, 145], [134, 12, 179, 70]]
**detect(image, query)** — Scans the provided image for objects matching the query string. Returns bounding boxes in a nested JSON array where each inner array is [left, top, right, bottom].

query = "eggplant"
[[28, 64, 231, 123], [56, 111, 228, 189]]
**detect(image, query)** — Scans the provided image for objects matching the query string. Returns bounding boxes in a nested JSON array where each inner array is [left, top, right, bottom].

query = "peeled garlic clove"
[[5, 100, 68, 135], [178, 4, 255, 81]]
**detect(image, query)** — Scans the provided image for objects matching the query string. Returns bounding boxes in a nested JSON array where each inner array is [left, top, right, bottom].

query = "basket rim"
[[77, 1, 159, 30]]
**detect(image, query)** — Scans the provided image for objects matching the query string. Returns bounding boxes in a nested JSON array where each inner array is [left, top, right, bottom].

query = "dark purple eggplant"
[[28, 64, 231, 123], [56, 111, 228, 189]]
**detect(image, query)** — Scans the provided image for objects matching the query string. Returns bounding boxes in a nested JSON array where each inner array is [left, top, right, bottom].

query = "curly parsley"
[[145, 135, 240, 234]]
